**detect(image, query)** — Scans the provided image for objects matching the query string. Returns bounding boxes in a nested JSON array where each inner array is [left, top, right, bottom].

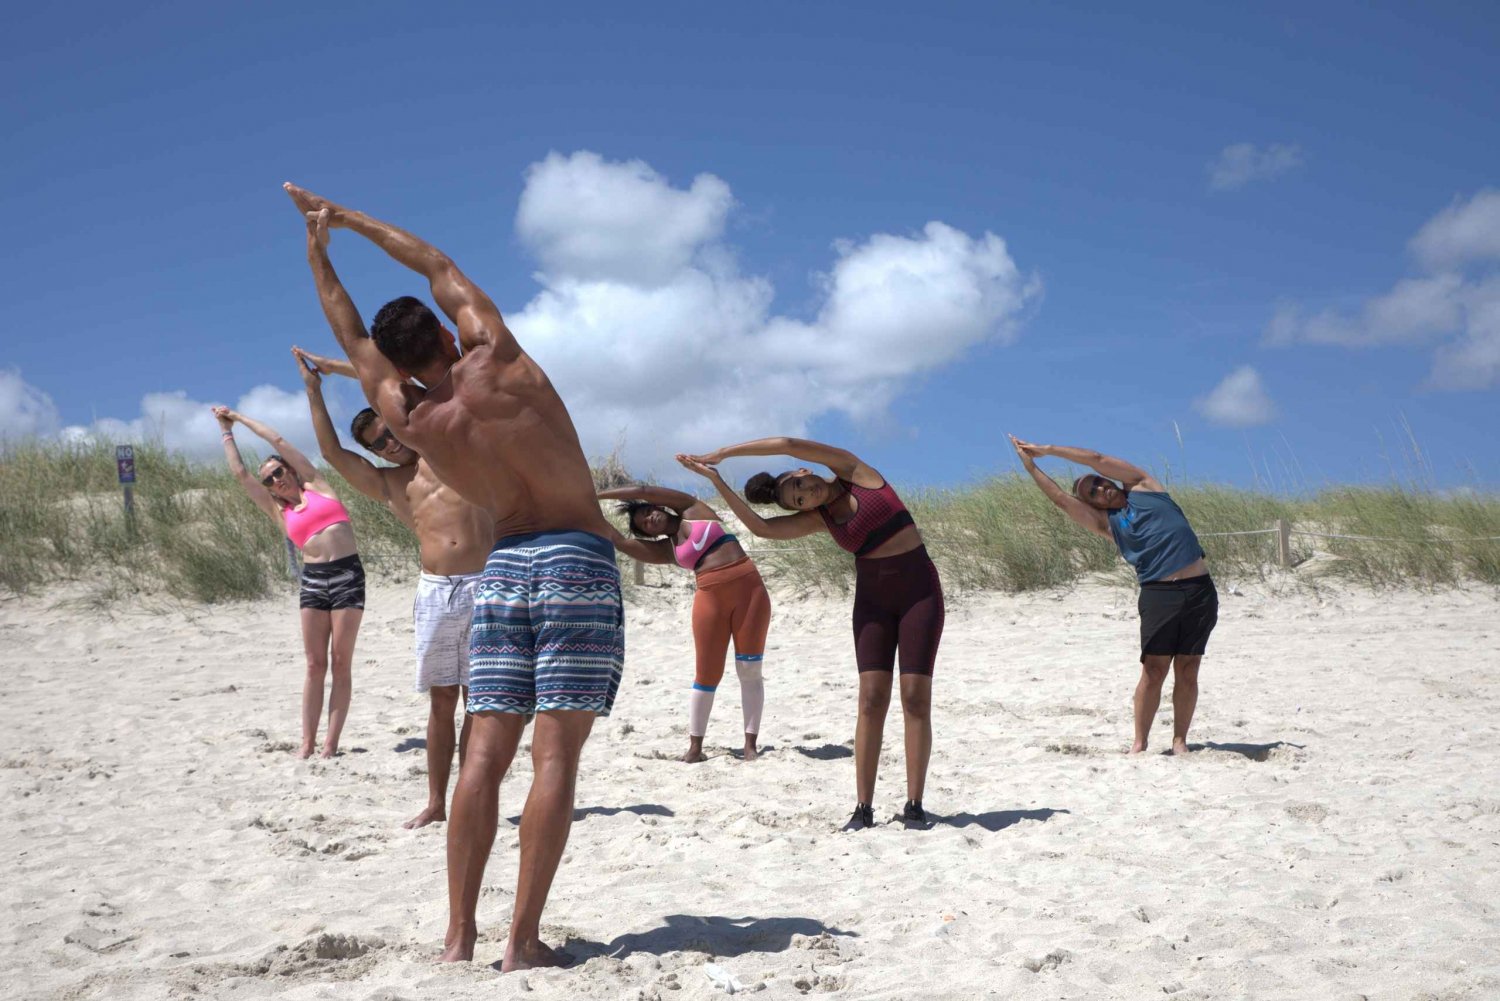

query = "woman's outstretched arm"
[[597, 484, 703, 515], [219, 408, 324, 490], [1010, 436, 1110, 539], [676, 455, 822, 541], [598, 522, 675, 565], [214, 408, 280, 518], [685, 436, 872, 482], [1016, 441, 1160, 490]]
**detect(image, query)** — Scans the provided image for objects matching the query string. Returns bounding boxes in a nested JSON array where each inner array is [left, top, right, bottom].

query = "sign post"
[[115, 445, 136, 527]]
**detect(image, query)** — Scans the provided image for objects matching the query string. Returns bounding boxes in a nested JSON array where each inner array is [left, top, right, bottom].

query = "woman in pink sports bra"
[[681, 437, 943, 832], [598, 482, 772, 764], [213, 404, 365, 760]]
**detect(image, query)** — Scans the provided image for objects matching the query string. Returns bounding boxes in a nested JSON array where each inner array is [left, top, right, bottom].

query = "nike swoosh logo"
[[689, 529, 713, 552]]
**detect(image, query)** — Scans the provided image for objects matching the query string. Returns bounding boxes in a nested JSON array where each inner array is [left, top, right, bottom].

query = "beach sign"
[[116, 444, 136, 520]]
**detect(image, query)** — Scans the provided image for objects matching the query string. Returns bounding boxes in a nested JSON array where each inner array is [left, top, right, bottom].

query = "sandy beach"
[[4, 571, 1499, 1000]]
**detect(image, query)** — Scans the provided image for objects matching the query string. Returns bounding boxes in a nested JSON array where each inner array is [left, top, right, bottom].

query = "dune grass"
[[3, 438, 1497, 604]]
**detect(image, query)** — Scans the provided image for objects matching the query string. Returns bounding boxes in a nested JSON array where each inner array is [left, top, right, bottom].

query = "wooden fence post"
[[285, 538, 300, 579], [1276, 518, 1292, 568], [632, 558, 645, 586]]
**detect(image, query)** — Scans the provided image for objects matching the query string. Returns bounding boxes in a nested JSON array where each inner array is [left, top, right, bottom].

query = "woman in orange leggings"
[[599, 482, 772, 763]]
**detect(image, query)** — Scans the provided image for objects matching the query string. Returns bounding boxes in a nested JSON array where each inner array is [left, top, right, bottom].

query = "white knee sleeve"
[[688, 687, 716, 738], [736, 656, 764, 736]]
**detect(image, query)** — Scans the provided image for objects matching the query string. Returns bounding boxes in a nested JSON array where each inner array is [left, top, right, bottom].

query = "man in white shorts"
[[295, 347, 494, 828]]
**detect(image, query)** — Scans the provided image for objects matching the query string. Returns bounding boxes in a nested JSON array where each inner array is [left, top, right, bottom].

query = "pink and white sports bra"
[[673, 520, 738, 570], [283, 489, 352, 549]]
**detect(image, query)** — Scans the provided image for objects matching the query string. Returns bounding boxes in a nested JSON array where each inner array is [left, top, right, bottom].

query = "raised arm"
[[285, 184, 520, 362], [293, 346, 358, 380], [676, 456, 823, 541], [220, 407, 323, 490], [293, 348, 389, 503], [213, 408, 280, 519], [1010, 436, 1111, 538], [599, 522, 676, 565], [1023, 441, 1160, 491], [290, 202, 413, 427], [688, 436, 875, 484], [597, 483, 712, 518]]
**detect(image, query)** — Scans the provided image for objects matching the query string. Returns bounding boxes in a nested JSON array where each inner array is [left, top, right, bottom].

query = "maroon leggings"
[[852, 545, 945, 676]]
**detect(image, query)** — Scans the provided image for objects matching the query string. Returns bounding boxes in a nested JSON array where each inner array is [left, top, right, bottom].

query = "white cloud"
[[1208, 143, 1304, 192], [509, 151, 1041, 472], [1265, 189, 1500, 390], [1195, 366, 1276, 427], [516, 151, 734, 287], [1409, 189, 1500, 271], [58, 385, 345, 462], [0, 369, 62, 439]]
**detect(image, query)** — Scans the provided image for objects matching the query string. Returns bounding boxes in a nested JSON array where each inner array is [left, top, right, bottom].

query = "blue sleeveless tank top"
[[1107, 490, 1204, 583]]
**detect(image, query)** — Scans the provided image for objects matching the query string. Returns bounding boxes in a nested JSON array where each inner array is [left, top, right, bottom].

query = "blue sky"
[[2, 1, 1496, 490]]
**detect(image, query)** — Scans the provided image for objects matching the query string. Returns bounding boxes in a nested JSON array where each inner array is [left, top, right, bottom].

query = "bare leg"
[[321, 607, 362, 757], [407, 685, 461, 829], [440, 712, 524, 962], [502, 709, 596, 973], [1170, 655, 1202, 755], [899, 674, 932, 803], [854, 671, 893, 805], [1132, 656, 1172, 754], [742, 731, 758, 761], [457, 687, 472, 766], [298, 609, 332, 758]]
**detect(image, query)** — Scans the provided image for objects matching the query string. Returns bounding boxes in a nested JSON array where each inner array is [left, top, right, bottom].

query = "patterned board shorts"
[[413, 571, 481, 693], [467, 530, 624, 718], [299, 554, 366, 611]]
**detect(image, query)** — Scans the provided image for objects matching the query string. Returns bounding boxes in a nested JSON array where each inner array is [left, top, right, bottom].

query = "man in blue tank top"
[[1010, 435, 1218, 755]]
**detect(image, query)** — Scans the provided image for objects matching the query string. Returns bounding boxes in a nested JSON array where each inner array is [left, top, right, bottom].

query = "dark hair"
[[371, 296, 443, 371], [1071, 475, 1088, 499], [350, 408, 380, 449], [616, 500, 675, 539], [745, 471, 793, 509]]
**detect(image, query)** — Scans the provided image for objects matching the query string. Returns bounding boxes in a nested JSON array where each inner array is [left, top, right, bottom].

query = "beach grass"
[[3, 438, 1497, 603]]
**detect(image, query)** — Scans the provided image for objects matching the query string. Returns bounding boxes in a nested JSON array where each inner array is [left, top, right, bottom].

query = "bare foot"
[[502, 939, 573, 973], [1128, 740, 1148, 755], [679, 748, 707, 763], [404, 805, 446, 829], [741, 739, 758, 762], [320, 746, 338, 759], [1170, 739, 1190, 755], [297, 743, 315, 760], [438, 936, 471, 966]]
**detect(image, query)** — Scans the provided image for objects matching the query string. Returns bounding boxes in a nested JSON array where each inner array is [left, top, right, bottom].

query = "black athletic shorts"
[[1137, 574, 1217, 662], [299, 553, 366, 611]]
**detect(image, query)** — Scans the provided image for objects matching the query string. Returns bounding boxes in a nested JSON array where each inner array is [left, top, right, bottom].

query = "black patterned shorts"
[[300, 554, 366, 611]]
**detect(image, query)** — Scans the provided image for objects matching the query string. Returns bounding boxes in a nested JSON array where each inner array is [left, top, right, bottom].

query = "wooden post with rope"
[[1276, 518, 1292, 568]]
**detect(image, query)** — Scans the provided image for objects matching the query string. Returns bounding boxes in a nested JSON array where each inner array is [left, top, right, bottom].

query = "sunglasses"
[[261, 465, 288, 488], [1089, 478, 1108, 499], [368, 428, 396, 451]]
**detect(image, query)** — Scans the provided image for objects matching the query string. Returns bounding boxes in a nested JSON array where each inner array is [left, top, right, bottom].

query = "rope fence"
[[286, 519, 1500, 583]]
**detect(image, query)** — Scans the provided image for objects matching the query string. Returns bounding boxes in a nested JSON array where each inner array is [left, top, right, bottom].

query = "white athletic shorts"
[[413, 571, 481, 693]]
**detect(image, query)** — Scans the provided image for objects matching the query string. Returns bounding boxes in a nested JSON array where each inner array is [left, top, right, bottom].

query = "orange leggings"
[[692, 557, 772, 689]]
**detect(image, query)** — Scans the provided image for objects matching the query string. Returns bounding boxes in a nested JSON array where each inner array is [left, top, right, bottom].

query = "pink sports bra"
[[674, 520, 738, 570], [282, 489, 352, 549]]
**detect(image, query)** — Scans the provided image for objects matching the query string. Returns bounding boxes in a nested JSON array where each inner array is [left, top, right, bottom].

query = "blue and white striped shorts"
[[467, 530, 624, 718]]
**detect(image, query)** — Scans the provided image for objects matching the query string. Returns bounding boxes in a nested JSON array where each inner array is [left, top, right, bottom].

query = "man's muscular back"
[[396, 341, 608, 541]]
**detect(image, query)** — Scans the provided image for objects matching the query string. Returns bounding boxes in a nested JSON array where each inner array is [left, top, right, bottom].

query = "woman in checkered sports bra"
[[679, 438, 943, 831]]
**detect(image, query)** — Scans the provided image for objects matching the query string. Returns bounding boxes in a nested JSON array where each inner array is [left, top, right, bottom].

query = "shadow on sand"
[[795, 743, 854, 760], [568, 914, 857, 961], [504, 803, 675, 826], [936, 808, 1070, 832], [394, 737, 427, 753], [1196, 740, 1306, 761]]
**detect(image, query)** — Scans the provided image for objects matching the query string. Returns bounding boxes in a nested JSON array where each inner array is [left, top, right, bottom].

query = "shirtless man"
[[287, 183, 623, 973], [292, 346, 493, 829]]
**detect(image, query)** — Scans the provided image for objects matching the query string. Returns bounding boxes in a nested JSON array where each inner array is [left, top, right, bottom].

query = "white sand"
[[4, 571, 1499, 1000]]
